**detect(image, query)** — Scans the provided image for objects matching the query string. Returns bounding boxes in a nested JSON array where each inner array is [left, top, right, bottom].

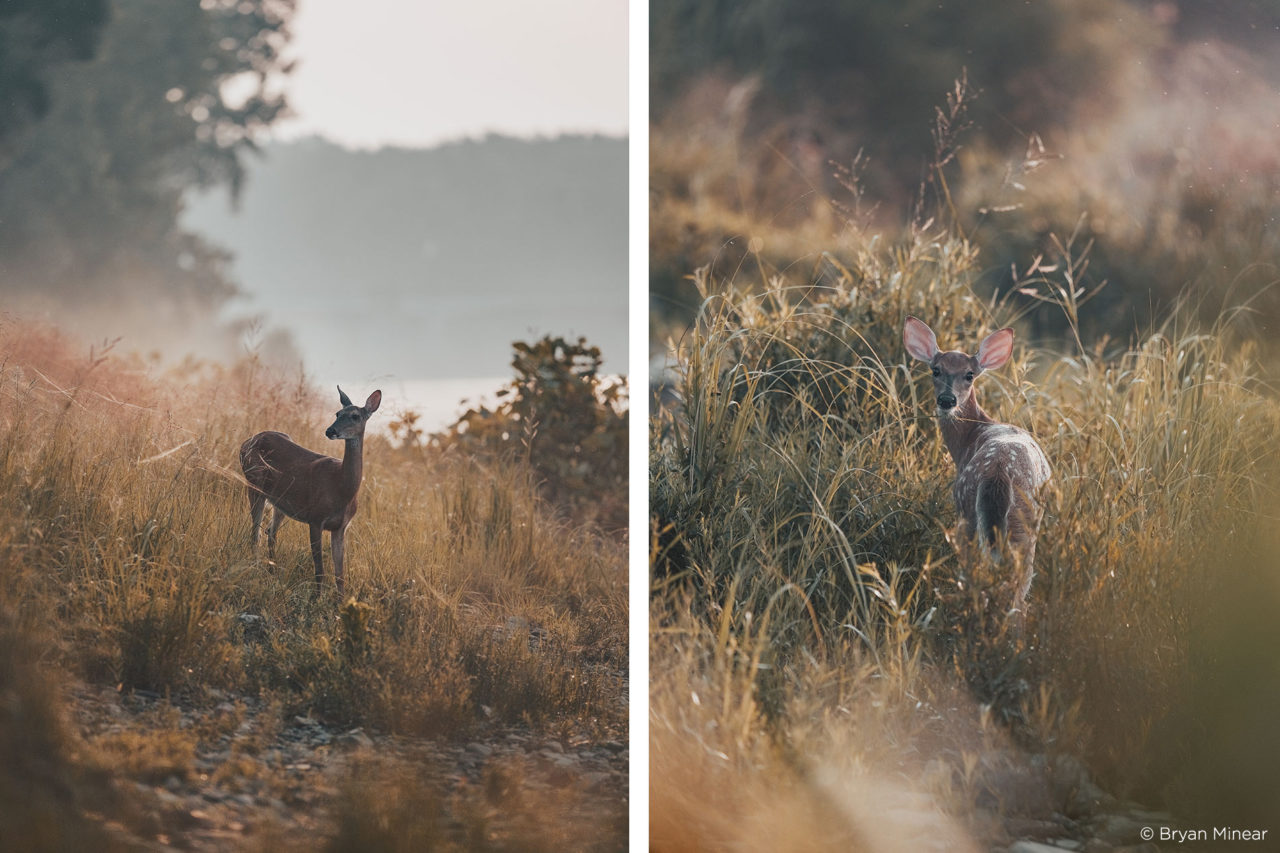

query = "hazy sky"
[[274, 0, 629, 148]]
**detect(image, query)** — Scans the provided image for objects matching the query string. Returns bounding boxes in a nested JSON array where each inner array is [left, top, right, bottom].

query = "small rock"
[[1092, 814, 1145, 845], [335, 728, 373, 749], [1007, 818, 1063, 839], [155, 789, 183, 807], [544, 740, 564, 754], [236, 613, 267, 643], [466, 743, 494, 757], [582, 772, 611, 790], [1010, 842, 1074, 853]]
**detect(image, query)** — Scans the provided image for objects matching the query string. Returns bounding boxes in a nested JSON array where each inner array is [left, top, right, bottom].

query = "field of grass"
[[649, 226, 1280, 849], [0, 317, 627, 850]]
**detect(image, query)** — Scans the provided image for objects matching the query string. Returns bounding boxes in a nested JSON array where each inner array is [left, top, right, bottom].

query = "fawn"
[[904, 316, 1051, 616]]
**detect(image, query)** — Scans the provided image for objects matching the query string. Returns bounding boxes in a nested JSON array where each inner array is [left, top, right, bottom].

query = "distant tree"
[[0, 0, 294, 311], [430, 336, 628, 532], [651, 0, 1142, 181], [0, 0, 110, 147]]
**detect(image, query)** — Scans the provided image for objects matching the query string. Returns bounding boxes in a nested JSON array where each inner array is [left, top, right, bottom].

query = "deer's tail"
[[975, 475, 1012, 553]]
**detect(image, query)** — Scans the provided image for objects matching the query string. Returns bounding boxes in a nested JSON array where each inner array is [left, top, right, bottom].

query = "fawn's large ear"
[[364, 390, 382, 414], [338, 386, 354, 407], [976, 328, 1014, 371], [903, 316, 940, 362]]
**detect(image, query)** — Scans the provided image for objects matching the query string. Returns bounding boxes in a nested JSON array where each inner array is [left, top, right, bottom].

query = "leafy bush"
[[433, 335, 628, 532]]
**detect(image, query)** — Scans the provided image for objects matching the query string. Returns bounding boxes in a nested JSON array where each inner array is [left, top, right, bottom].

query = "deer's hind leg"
[[267, 504, 286, 559], [247, 487, 266, 549]]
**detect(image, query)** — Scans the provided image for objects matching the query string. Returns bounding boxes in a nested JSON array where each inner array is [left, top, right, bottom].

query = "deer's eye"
[[964, 371, 975, 382], [931, 367, 940, 377]]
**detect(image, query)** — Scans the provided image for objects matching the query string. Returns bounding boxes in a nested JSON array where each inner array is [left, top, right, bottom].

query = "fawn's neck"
[[939, 393, 994, 468], [340, 437, 364, 500]]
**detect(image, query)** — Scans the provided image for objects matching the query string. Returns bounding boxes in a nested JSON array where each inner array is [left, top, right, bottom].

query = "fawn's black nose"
[[325, 427, 338, 439], [936, 393, 956, 410]]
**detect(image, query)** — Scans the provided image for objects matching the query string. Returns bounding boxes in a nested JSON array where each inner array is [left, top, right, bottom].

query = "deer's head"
[[904, 316, 1012, 419], [326, 387, 382, 440]]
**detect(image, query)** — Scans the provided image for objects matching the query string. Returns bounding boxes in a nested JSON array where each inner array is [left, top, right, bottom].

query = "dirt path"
[[70, 682, 628, 851]]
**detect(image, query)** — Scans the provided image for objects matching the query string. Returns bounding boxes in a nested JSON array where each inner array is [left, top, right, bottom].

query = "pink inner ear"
[[903, 316, 940, 362], [365, 390, 382, 413], [977, 328, 1014, 370]]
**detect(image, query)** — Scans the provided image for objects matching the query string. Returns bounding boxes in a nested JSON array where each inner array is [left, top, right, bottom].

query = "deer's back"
[[240, 431, 348, 524], [953, 423, 1051, 532]]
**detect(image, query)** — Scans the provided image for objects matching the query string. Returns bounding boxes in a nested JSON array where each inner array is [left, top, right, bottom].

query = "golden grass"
[[650, 227, 1280, 848], [0, 314, 627, 846]]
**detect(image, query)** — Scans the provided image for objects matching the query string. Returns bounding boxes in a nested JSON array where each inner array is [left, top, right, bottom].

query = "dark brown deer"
[[240, 387, 381, 597], [904, 316, 1051, 616]]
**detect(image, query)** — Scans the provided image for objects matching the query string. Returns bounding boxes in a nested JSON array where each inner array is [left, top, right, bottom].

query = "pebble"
[[335, 728, 373, 749], [1092, 814, 1146, 845], [1010, 842, 1075, 853]]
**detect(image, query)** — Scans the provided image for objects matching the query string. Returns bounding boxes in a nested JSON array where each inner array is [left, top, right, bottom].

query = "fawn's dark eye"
[[964, 371, 975, 381], [931, 367, 940, 377]]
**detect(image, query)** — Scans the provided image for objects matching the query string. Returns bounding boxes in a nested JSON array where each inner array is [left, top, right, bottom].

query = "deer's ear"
[[338, 386, 354, 407], [364, 390, 382, 414], [976, 328, 1014, 371], [903, 316, 940, 362]]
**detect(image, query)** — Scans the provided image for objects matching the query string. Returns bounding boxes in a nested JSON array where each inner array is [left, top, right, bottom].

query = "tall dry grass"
[[0, 314, 627, 845], [650, 227, 1280, 848]]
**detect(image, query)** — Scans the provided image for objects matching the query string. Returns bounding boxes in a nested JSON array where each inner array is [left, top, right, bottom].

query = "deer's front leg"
[[309, 523, 325, 588], [331, 525, 346, 599]]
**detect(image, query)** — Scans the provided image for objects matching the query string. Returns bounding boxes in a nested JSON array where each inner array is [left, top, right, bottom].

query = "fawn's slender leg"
[[309, 523, 325, 588], [331, 526, 346, 598]]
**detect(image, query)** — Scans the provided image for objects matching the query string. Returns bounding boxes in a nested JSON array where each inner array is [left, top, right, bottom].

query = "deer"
[[240, 387, 381, 598], [903, 316, 1051, 621]]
